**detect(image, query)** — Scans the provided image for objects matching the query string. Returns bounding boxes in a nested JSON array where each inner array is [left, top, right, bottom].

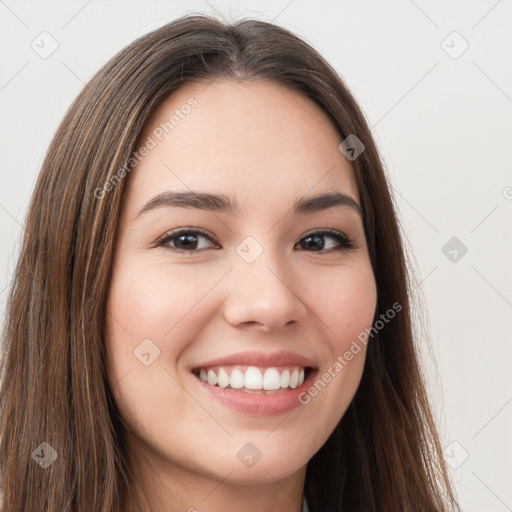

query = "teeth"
[[207, 370, 218, 386], [290, 369, 299, 389], [230, 369, 245, 389], [245, 366, 263, 389], [298, 368, 305, 386], [196, 365, 308, 391], [280, 369, 290, 388], [263, 368, 281, 390], [217, 367, 230, 388]]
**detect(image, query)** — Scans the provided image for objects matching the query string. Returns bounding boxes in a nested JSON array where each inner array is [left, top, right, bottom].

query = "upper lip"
[[191, 350, 318, 370]]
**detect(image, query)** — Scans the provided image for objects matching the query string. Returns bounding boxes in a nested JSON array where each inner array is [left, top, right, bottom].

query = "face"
[[105, 79, 377, 490]]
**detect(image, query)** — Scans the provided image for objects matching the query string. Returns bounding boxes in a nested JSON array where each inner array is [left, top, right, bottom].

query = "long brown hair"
[[0, 13, 460, 511]]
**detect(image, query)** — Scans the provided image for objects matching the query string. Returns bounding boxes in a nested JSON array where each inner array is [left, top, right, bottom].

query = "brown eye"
[[157, 228, 218, 252], [296, 229, 355, 252]]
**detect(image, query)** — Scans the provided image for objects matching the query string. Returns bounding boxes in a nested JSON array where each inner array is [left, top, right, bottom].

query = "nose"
[[222, 248, 308, 332]]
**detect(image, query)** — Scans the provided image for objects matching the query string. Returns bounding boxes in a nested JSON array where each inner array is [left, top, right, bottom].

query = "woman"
[[0, 13, 461, 512]]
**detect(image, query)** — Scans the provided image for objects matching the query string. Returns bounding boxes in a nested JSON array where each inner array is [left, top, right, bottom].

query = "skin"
[[105, 79, 378, 512]]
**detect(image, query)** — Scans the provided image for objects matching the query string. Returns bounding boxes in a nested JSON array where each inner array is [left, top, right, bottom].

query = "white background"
[[1, 1, 511, 510]]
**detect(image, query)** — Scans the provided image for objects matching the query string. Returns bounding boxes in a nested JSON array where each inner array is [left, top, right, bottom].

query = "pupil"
[[302, 235, 324, 251], [176, 234, 197, 250]]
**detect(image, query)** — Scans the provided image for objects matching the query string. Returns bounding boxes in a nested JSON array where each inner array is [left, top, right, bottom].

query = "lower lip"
[[194, 370, 316, 416]]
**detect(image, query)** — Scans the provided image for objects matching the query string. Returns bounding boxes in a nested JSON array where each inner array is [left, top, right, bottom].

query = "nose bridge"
[[223, 235, 307, 330]]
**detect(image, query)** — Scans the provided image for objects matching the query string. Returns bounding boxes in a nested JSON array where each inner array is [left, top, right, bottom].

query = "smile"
[[194, 365, 309, 394], [190, 351, 318, 415]]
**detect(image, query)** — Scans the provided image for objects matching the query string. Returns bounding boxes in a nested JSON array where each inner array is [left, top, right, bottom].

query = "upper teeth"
[[198, 366, 305, 390]]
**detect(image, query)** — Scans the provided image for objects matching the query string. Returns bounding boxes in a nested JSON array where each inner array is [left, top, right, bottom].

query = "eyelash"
[[155, 227, 355, 254]]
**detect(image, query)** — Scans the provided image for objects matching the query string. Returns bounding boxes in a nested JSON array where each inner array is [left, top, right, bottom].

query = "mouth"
[[190, 351, 318, 416], [192, 365, 313, 394]]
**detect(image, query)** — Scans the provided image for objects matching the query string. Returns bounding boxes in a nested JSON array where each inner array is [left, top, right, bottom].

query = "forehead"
[[126, 79, 359, 210]]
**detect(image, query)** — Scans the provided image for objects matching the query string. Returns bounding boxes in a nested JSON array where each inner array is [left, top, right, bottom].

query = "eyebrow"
[[136, 190, 363, 219]]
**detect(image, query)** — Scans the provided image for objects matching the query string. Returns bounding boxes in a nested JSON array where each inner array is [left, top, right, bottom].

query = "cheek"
[[104, 259, 229, 399], [103, 262, 194, 434], [294, 260, 376, 430], [306, 260, 377, 347], [105, 260, 219, 347]]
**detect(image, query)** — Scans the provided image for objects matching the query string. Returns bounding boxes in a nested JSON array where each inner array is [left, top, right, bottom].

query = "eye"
[[156, 228, 218, 253], [295, 229, 355, 252], [156, 227, 355, 253]]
